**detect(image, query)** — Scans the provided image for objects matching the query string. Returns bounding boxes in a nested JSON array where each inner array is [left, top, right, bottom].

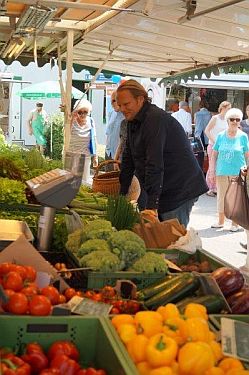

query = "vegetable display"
[[211, 267, 245, 297]]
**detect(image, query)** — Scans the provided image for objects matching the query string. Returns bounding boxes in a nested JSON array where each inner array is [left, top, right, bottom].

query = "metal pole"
[[37, 206, 56, 252], [64, 29, 73, 155]]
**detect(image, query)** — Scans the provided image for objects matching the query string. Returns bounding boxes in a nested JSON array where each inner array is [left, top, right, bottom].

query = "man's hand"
[[141, 209, 159, 223]]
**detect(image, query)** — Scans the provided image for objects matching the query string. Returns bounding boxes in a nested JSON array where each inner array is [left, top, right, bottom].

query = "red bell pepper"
[[21, 351, 48, 373], [0, 357, 31, 374], [50, 354, 80, 375], [39, 370, 60, 375], [48, 341, 79, 361]]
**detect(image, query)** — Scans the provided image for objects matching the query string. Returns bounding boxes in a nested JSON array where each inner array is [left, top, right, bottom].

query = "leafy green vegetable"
[[77, 239, 110, 257], [0, 177, 27, 204], [129, 252, 168, 273], [66, 228, 84, 254], [83, 219, 114, 241], [106, 195, 139, 230], [79, 250, 121, 272], [108, 230, 146, 270]]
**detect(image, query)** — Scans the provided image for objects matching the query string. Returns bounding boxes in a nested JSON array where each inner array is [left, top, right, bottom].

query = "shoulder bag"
[[224, 171, 249, 230]]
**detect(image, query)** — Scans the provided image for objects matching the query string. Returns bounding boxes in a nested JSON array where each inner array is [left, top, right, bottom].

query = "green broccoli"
[[108, 230, 146, 270], [83, 219, 114, 241], [77, 239, 110, 258], [129, 252, 168, 273], [65, 228, 84, 253], [79, 250, 121, 272]]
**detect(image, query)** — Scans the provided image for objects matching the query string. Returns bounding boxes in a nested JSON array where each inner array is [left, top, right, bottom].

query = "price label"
[[221, 317, 249, 362], [68, 296, 112, 316]]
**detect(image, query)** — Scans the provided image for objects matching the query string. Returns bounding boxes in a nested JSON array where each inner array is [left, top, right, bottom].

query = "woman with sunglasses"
[[209, 108, 249, 231], [69, 99, 98, 183]]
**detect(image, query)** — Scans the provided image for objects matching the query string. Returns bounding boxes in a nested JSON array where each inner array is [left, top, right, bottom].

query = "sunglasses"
[[78, 110, 88, 115], [229, 118, 240, 122]]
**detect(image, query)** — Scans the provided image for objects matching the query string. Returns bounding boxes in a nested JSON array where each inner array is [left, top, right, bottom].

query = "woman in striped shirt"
[[69, 98, 98, 183]]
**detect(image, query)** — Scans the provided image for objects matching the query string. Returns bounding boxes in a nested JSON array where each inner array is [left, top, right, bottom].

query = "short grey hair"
[[225, 108, 243, 121], [179, 101, 189, 108], [73, 98, 92, 112]]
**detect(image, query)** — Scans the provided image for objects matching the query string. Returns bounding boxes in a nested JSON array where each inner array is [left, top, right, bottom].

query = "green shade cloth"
[[17, 80, 84, 100]]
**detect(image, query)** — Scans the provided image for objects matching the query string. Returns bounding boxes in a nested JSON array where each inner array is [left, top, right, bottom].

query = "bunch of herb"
[[106, 195, 139, 230], [0, 177, 27, 204]]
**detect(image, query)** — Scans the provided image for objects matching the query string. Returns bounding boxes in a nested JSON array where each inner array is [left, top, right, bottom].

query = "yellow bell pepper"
[[146, 333, 178, 368], [171, 361, 179, 374], [205, 367, 225, 375], [127, 334, 149, 363], [208, 341, 224, 363], [117, 323, 136, 344], [184, 303, 208, 320], [157, 304, 180, 320], [112, 314, 134, 330], [218, 358, 244, 372], [182, 317, 211, 342], [178, 341, 215, 375], [135, 311, 163, 338], [226, 370, 249, 375], [149, 367, 174, 375], [136, 361, 152, 375], [162, 317, 187, 346]]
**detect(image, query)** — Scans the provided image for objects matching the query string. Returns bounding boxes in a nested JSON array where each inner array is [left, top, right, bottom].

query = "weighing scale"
[[26, 152, 85, 252]]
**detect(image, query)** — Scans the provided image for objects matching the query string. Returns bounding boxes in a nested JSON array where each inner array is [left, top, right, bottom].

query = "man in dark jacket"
[[117, 79, 208, 227]]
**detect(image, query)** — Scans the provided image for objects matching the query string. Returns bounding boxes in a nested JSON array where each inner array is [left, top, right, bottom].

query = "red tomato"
[[84, 290, 95, 299], [8, 292, 29, 315], [96, 370, 107, 375], [85, 368, 98, 375], [21, 285, 39, 299], [58, 294, 67, 304], [11, 265, 27, 281], [1, 289, 15, 311], [29, 295, 52, 316], [40, 369, 60, 375], [48, 341, 79, 361], [64, 288, 76, 301], [126, 300, 140, 314], [0, 262, 12, 277], [26, 342, 44, 353], [91, 293, 102, 302], [41, 286, 60, 305], [76, 370, 87, 375], [24, 266, 37, 282], [110, 307, 120, 314], [101, 286, 116, 298], [76, 290, 84, 298], [2, 271, 23, 291]]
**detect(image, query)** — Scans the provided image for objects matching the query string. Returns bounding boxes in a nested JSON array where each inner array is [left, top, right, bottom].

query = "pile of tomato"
[[0, 262, 67, 315], [63, 286, 142, 314], [0, 340, 107, 374]]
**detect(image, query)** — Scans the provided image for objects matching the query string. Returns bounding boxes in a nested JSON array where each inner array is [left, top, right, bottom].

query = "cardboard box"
[[0, 219, 34, 250], [133, 218, 186, 248], [0, 235, 69, 291]]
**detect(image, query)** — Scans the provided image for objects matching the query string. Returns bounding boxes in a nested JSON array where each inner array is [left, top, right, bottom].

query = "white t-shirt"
[[209, 114, 228, 145], [171, 108, 192, 133]]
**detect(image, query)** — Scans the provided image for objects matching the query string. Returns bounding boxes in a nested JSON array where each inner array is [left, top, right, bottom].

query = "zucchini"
[[136, 275, 178, 301], [144, 274, 200, 310], [177, 294, 225, 314]]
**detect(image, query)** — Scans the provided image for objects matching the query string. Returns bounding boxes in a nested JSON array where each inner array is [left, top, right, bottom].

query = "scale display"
[[26, 168, 82, 209]]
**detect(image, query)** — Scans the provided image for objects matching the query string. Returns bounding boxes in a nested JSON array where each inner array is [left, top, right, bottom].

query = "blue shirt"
[[194, 108, 211, 145], [105, 111, 124, 158], [213, 130, 249, 176]]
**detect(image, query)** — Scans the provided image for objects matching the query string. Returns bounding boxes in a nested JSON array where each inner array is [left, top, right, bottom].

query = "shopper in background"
[[194, 100, 211, 149], [105, 90, 125, 171], [205, 101, 231, 197], [240, 104, 249, 138], [27, 102, 48, 155], [69, 98, 98, 183], [209, 108, 249, 231], [171, 100, 192, 136], [116, 79, 208, 228]]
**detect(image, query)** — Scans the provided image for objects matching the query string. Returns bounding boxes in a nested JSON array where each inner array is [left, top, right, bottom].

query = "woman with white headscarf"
[[69, 98, 98, 183]]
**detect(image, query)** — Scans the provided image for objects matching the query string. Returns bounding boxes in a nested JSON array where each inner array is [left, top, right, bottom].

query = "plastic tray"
[[209, 314, 249, 331], [0, 315, 138, 375], [151, 248, 230, 271], [64, 248, 167, 289], [0, 219, 34, 250]]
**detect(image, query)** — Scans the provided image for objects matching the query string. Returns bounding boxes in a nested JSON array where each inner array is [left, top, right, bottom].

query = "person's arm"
[[90, 117, 98, 167], [186, 112, 192, 135], [27, 112, 33, 135], [204, 116, 216, 144]]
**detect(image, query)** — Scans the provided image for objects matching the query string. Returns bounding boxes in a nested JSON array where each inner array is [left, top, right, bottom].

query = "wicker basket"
[[92, 160, 121, 195]]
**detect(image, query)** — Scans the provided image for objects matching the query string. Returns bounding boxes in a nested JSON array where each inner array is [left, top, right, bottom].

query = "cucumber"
[[136, 275, 179, 301], [144, 274, 200, 310], [177, 294, 225, 314]]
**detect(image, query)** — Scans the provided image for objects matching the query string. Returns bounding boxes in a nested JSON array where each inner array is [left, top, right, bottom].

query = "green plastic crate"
[[87, 271, 167, 289], [151, 248, 230, 271], [0, 315, 138, 375]]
